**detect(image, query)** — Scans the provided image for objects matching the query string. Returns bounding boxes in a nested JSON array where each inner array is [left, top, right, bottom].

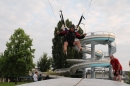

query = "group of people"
[[57, 24, 123, 82], [33, 72, 50, 82]]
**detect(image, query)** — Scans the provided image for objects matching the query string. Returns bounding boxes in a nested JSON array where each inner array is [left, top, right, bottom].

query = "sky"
[[0, 0, 130, 71]]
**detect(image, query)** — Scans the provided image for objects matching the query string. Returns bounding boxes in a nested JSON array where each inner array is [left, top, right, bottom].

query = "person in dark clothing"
[[38, 74, 43, 81], [57, 25, 86, 54], [44, 74, 50, 80]]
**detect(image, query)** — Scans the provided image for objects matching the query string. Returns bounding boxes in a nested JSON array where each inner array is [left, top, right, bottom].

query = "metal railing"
[[85, 31, 115, 37]]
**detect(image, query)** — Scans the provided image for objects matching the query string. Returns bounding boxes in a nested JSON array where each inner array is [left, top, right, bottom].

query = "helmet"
[[70, 24, 75, 29]]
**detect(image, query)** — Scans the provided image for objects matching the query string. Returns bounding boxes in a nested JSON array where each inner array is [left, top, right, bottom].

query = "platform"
[[17, 78, 129, 86]]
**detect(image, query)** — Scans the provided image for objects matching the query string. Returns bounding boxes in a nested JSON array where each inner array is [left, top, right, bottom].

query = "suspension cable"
[[84, 0, 88, 11], [83, 0, 92, 15], [77, 15, 85, 29], [81, 0, 87, 14], [74, 78, 84, 86], [57, 0, 62, 11], [48, 0, 57, 20], [81, 23, 86, 33]]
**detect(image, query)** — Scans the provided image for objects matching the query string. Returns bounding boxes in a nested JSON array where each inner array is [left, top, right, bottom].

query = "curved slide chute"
[[55, 32, 116, 75], [69, 59, 110, 73]]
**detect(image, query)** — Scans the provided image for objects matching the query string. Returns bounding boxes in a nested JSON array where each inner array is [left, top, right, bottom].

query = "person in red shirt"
[[110, 55, 122, 82], [57, 25, 86, 54]]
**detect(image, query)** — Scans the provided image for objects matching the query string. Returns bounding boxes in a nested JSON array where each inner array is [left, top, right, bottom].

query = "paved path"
[[17, 78, 129, 86]]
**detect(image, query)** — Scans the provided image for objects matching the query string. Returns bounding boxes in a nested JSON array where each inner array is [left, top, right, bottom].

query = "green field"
[[0, 82, 29, 86]]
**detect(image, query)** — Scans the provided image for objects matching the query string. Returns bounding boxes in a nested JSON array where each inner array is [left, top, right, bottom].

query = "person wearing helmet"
[[57, 24, 86, 54]]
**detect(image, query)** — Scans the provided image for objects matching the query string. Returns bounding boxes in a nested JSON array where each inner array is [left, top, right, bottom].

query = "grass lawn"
[[0, 82, 30, 86]]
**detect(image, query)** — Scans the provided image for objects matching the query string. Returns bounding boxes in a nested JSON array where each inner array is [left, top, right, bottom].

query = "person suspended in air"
[[57, 24, 86, 54]]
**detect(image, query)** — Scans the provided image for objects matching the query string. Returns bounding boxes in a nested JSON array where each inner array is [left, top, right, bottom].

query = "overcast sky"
[[0, 0, 130, 71]]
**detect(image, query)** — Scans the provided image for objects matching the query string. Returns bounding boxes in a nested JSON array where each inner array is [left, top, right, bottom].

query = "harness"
[[64, 30, 76, 46]]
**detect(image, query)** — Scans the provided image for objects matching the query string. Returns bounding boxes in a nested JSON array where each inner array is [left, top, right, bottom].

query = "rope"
[[83, 0, 88, 12], [83, 0, 92, 33], [77, 15, 85, 29], [48, 0, 57, 20], [57, 0, 62, 11], [83, 0, 92, 15], [74, 78, 84, 86]]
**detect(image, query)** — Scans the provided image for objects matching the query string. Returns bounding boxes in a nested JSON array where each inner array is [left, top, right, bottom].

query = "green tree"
[[52, 19, 83, 70], [37, 53, 52, 72], [3, 28, 35, 83], [0, 54, 3, 77], [127, 71, 130, 84]]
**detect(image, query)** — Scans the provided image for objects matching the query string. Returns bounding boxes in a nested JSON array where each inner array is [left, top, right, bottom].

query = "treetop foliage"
[[2, 28, 35, 77]]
